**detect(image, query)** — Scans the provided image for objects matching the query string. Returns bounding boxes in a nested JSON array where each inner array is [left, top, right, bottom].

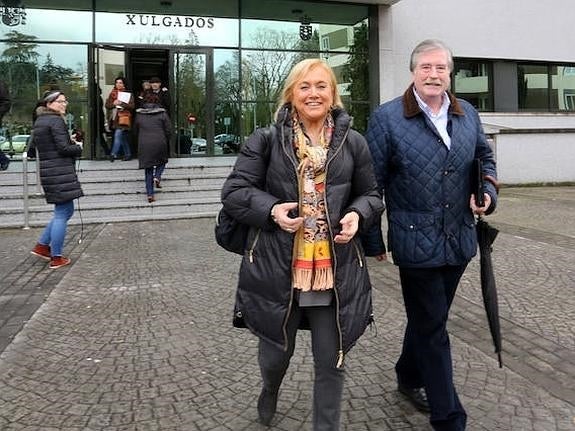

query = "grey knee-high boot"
[[313, 364, 345, 431]]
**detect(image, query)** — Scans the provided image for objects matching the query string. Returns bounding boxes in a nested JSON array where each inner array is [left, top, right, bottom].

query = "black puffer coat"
[[33, 107, 83, 204], [134, 106, 171, 169], [221, 105, 384, 356]]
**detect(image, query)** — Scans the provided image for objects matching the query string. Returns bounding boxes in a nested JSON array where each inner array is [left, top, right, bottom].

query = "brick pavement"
[[0, 187, 574, 430]]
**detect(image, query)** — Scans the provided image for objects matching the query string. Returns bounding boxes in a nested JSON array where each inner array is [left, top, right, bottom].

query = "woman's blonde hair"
[[275, 58, 343, 120]]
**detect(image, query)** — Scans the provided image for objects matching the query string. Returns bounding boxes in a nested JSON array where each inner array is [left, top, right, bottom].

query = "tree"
[[243, 27, 306, 129], [1, 30, 39, 63], [40, 54, 75, 87], [342, 22, 370, 132], [214, 52, 243, 137], [292, 29, 321, 63]]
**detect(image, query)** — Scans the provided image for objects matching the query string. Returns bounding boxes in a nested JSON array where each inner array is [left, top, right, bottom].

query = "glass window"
[[551, 65, 575, 111], [0, 42, 88, 137], [214, 50, 241, 153], [0, 8, 92, 42], [518, 64, 549, 111], [453, 59, 493, 111], [95, 12, 238, 47], [339, 21, 369, 132], [241, 19, 320, 52], [241, 49, 312, 107]]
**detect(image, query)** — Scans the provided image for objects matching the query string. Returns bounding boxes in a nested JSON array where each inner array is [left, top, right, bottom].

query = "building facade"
[[1, 0, 574, 178], [377, 0, 575, 182], [0, 0, 382, 160]]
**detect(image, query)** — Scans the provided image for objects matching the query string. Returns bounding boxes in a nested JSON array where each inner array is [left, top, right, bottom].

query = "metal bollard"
[[35, 153, 41, 194]]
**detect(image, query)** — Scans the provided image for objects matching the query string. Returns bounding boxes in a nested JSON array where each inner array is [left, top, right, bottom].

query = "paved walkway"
[[0, 186, 574, 430]]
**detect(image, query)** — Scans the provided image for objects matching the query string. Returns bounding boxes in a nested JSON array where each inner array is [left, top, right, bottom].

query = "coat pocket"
[[458, 212, 478, 260], [388, 211, 438, 264]]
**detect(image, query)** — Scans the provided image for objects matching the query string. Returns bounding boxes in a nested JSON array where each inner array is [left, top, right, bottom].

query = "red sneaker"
[[50, 256, 71, 269], [31, 243, 51, 260]]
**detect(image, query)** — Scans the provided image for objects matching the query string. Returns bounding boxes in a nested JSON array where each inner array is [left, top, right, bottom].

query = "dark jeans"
[[258, 302, 344, 431], [0, 149, 9, 169], [144, 164, 165, 196], [111, 128, 131, 158], [397, 265, 468, 431]]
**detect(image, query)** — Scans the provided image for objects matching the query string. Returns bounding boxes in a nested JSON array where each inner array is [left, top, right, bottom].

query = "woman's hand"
[[470, 193, 492, 216], [271, 202, 303, 233], [334, 211, 359, 244]]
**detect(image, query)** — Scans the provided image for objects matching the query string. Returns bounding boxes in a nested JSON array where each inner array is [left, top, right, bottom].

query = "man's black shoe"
[[257, 388, 278, 426], [0, 159, 9, 171], [398, 384, 430, 412]]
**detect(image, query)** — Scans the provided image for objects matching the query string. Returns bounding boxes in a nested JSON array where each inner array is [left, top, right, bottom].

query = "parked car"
[[214, 133, 236, 146], [0, 135, 30, 155], [190, 138, 207, 154], [215, 133, 240, 154]]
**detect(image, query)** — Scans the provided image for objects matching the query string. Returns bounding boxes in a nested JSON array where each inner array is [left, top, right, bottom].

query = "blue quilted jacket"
[[362, 85, 497, 268]]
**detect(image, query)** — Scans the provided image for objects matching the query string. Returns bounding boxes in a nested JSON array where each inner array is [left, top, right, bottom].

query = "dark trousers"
[[397, 265, 468, 431], [258, 302, 344, 431], [0, 149, 9, 165]]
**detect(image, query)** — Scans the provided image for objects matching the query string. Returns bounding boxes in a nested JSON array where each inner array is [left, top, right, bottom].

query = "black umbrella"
[[476, 217, 503, 368]]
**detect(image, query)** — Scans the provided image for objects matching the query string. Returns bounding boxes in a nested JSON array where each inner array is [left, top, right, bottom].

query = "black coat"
[[221, 105, 384, 354], [134, 107, 171, 169], [33, 108, 83, 204]]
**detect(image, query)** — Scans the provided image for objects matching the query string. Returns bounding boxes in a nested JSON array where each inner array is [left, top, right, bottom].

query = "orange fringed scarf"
[[292, 112, 335, 292]]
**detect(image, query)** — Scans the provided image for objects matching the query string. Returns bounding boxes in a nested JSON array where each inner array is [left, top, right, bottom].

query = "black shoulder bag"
[[215, 127, 274, 255]]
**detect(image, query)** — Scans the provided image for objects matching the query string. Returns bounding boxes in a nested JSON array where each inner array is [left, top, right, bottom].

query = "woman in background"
[[30, 90, 83, 269], [105, 76, 134, 161], [134, 92, 171, 203]]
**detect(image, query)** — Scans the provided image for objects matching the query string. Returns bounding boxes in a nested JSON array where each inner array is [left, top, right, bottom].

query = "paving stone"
[[0, 187, 574, 429]]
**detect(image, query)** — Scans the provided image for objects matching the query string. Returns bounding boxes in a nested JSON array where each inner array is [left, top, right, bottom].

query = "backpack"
[[214, 126, 275, 254]]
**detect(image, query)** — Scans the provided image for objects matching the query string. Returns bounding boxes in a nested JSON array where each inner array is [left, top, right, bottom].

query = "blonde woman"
[[221, 59, 384, 429]]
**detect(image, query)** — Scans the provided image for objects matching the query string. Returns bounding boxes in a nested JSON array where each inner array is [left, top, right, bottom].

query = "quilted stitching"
[[366, 96, 495, 267]]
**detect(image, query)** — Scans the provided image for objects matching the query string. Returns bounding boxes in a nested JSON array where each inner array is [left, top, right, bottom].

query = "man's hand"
[[470, 193, 492, 216]]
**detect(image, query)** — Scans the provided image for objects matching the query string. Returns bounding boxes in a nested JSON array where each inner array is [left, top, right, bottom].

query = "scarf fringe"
[[293, 267, 334, 292]]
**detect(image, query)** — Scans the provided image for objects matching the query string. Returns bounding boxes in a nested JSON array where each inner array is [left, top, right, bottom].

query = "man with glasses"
[[362, 39, 498, 431], [0, 80, 12, 171]]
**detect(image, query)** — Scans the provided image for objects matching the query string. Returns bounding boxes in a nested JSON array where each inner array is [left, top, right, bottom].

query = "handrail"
[[21, 146, 42, 230], [22, 151, 29, 229]]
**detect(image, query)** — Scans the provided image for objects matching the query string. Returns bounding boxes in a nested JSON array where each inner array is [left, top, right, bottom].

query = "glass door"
[[91, 45, 127, 159], [172, 48, 214, 156]]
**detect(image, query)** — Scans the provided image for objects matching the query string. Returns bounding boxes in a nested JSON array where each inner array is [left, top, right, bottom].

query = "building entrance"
[[91, 44, 215, 159]]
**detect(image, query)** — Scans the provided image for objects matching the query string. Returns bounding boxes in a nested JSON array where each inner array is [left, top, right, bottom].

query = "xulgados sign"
[[125, 14, 215, 29]]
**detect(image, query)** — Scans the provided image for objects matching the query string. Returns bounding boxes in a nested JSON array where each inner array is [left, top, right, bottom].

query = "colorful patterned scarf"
[[292, 111, 335, 291]]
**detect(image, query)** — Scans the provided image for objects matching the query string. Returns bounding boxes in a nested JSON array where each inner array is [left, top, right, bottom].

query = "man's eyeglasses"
[[54, 100, 68, 104]]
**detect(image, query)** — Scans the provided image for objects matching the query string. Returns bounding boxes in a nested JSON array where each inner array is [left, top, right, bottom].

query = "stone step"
[[0, 158, 234, 229], [1, 187, 223, 208], [1, 178, 226, 197]]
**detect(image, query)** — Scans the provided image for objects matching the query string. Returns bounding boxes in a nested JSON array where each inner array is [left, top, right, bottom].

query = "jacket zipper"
[[324, 125, 351, 368], [247, 229, 261, 263], [352, 239, 363, 268], [280, 123, 299, 352]]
